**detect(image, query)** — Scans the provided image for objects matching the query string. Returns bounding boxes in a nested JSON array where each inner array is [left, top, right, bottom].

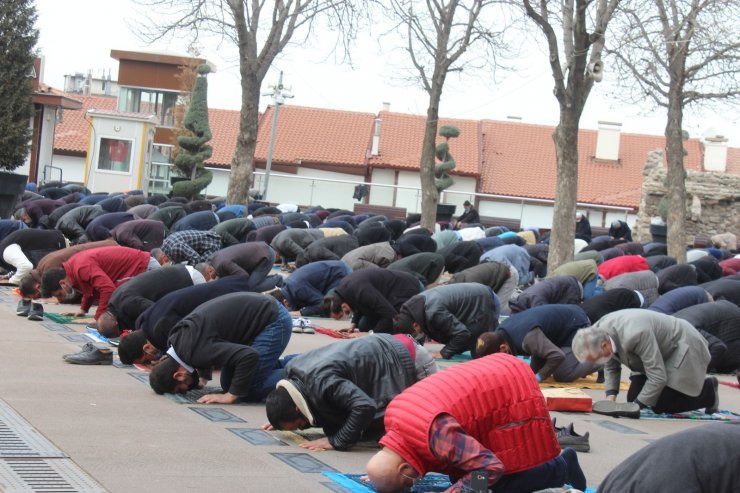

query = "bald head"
[[365, 448, 417, 493]]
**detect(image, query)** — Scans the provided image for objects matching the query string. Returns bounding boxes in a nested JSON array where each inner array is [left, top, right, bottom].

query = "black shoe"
[[64, 347, 113, 365], [596, 369, 605, 384], [705, 376, 719, 415], [560, 448, 587, 491], [556, 424, 590, 453], [16, 299, 31, 316], [27, 302, 44, 321], [63, 342, 96, 360], [592, 400, 641, 419]]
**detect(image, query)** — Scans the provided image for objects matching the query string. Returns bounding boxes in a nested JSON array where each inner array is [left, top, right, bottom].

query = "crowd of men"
[[3, 181, 740, 492]]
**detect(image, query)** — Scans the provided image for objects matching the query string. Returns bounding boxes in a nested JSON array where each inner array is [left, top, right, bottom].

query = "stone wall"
[[636, 149, 740, 245]]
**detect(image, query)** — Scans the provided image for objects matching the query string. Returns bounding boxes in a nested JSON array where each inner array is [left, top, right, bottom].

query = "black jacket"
[[171, 211, 219, 232], [295, 235, 359, 267], [108, 265, 194, 331], [580, 288, 642, 324], [137, 274, 253, 350], [85, 212, 136, 242], [56, 205, 105, 242], [395, 234, 437, 258], [110, 219, 166, 252], [209, 242, 274, 290], [168, 292, 281, 398], [335, 269, 422, 333], [0, 229, 66, 269], [282, 334, 416, 450], [509, 275, 582, 313], [438, 240, 483, 273]]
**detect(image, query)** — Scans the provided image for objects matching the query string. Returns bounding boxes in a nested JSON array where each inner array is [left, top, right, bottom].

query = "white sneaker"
[[291, 317, 314, 334]]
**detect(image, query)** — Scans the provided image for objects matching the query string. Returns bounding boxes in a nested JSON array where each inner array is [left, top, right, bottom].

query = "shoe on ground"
[[27, 302, 44, 321], [592, 400, 640, 419], [705, 376, 720, 415], [64, 347, 113, 365], [62, 342, 96, 360], [556, 423, 590, 453], [16, 299, 31, 316]]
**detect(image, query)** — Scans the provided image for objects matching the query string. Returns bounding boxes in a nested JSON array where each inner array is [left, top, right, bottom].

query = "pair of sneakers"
[[16, 299, 44, 321], [292, 317, 314, 334]]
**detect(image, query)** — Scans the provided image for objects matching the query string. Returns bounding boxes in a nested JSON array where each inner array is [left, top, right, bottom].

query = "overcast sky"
[[35, 0, 738, 145]]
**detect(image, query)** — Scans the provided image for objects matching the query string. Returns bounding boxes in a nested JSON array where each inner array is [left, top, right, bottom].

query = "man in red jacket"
[[365, 354, 586, 493], [40, 246, 158, 320]]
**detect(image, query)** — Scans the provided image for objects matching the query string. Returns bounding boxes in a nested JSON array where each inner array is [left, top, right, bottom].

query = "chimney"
[[703, 134, 729, 172], [370, 118, 381, 156], [595, 120, 622, 161], [506, 116, 522, 121], [83, 69, 92, 96], [381, 102, 390, 112]]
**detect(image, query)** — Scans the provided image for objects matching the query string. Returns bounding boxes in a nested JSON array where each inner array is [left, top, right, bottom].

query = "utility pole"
[[262, 71, 293, 201]]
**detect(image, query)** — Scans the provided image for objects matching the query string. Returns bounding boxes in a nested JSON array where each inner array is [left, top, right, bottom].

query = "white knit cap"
[[276, 379, 315, 426]]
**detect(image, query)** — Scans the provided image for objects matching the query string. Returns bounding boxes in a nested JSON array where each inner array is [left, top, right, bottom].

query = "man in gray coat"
[[572, 309, 718, 415]]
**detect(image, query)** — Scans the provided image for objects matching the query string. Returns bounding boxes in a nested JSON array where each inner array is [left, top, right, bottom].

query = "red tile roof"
[[53, 93, 240, 167], [54, 96, 738, 210], [479, 120, 706, 208], [54, 95, 117, 154], [205, 107, 239, 168], [367, 112, 481, 176], [253, 105, 376, 167]]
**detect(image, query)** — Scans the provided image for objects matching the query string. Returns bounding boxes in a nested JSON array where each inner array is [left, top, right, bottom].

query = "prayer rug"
[[640, 409, 740, 421], [322, 473, 597, 493], [85, 328, 110, 344], [540, 373, 630, 391], [44, 312, 95, 324], [280, 430, 380, 450], [314, 327, 353, 339]]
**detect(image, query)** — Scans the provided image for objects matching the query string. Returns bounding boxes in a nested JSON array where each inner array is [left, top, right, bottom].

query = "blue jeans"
[[220, 302, 292, 402]]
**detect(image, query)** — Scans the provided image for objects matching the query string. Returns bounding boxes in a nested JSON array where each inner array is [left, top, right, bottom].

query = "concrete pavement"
[[0, 286, 737, 492]]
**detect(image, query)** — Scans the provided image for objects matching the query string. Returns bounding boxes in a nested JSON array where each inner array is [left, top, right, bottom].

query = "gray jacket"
[[341, 241, 396, 270], [593, 309, 710, 407]]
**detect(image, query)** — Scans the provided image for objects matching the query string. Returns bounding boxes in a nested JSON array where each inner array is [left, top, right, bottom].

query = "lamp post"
[[262, 71, 293, 201]]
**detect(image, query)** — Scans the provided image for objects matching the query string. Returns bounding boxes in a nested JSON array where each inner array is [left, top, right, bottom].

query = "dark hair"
[[321, 292, 343, 318], [149, 356, 181, 395], [476, 331, 504, 358], [40, 267, 67, 298], [19, 273, 39, 297], [392, 312, 415, 335], [267, 288, 286, 304], [118, 330, 147, 365], [265, 387, 303, 429]]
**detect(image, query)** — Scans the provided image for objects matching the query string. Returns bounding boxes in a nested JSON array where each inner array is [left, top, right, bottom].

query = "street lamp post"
[[262, 71, 293, 201]]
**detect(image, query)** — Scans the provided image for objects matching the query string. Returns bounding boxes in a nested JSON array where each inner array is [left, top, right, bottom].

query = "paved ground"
[[0, 285, 737, 492]]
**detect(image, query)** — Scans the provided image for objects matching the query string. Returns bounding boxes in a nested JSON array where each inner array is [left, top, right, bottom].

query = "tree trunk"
[[419, 86, 443, 231], [227, 73, 261, 205], [665, 88, 687, 263], [548, 109, 580, 272]]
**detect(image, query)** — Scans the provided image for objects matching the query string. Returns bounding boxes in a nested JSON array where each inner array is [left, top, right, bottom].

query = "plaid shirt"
[[161, 230, 222, 265], [429, 414, 505, 493]]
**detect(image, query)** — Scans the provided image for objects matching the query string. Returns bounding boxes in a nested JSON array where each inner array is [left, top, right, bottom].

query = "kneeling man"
[[365, 353, 586, 493]]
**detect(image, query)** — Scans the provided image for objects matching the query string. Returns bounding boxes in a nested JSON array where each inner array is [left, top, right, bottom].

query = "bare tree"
[[607, 0, 740, 262], [385, 0, 507, 231], [134, 0, 363, 204], [523, 0, 619, 271]]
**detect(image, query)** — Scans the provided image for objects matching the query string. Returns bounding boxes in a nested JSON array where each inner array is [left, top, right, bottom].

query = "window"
[[98, 138, 132, 172], [118, 87, 179, 127], [148, 144, 175, 194]]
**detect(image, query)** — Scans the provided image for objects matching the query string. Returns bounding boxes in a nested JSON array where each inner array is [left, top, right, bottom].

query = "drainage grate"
[[0, 401, 66, 458], [0, 458, 105, 492]]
